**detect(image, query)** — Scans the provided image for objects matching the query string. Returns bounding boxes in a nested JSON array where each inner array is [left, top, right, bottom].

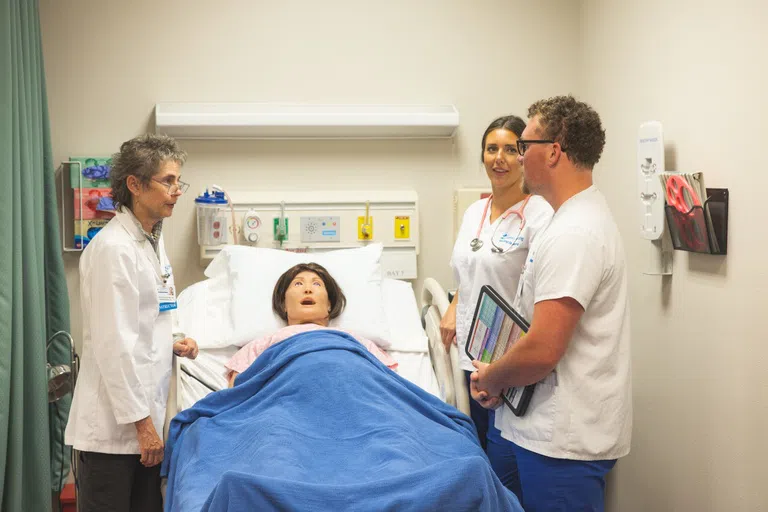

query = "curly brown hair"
[[527, 95, 605, 169], [272, 262, 347, 322]]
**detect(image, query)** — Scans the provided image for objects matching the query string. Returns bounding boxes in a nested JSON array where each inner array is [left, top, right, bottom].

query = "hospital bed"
[[170, 277, 466, 414], [161, 245, 520, 510], [168, 252, 470, 420]]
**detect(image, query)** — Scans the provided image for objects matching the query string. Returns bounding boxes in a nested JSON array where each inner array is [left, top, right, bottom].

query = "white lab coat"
[[64, 208, 178, 454]]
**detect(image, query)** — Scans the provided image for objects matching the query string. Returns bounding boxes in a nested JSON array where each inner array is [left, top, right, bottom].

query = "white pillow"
[[381, 279, 428, 353], [214, 244, 391, 348], [176, 274, 234, 349]]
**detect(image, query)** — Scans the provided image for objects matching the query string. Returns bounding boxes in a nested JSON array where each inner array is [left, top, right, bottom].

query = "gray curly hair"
[[109, 134, 187, 209]]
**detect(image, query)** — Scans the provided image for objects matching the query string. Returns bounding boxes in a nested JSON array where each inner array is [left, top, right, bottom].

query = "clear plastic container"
[[194, 190, 229, 246]]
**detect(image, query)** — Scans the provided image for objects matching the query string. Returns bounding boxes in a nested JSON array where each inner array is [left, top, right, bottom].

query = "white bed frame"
[[420, 278, 470, 416]]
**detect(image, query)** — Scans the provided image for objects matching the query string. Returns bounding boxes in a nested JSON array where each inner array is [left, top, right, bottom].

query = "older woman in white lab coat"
[[64, 134, 198, 512], [440, 115, 553, 502]]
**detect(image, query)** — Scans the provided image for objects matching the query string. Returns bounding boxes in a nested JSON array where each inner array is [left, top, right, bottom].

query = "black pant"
[[76, 451, 162, 512]]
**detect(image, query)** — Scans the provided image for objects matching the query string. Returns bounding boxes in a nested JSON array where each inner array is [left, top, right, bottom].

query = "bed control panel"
[[300, 216, 341, 243]]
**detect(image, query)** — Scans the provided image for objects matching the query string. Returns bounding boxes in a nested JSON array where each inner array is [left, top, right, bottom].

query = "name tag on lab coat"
[[498, 233, 523, 248], [157, 284, 177, 312]]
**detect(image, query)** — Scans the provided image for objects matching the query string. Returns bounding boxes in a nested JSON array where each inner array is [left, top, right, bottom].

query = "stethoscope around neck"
[[469, 195, 532, 254]]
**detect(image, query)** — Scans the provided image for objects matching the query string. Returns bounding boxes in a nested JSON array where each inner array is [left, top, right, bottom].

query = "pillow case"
[[208, 244, 391, 348], [381, 278, 428, 353], [176, 274, 234, 349]]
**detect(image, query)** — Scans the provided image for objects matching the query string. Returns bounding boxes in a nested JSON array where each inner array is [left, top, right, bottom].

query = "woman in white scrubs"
[[440, 115, 553, 500]]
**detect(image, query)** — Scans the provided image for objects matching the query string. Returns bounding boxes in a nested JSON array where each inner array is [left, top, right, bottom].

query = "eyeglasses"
[[516, 139, 555, 156], [152, 178, 189, 195]]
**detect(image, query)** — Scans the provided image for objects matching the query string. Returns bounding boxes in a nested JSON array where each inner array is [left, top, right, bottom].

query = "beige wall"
[[580, 1, 767, 511], [40, 0, 581, 351], [40, 0, 768, 510]]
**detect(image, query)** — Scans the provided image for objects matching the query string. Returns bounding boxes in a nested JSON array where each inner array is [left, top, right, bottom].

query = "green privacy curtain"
[[0, 0, 71, 510]]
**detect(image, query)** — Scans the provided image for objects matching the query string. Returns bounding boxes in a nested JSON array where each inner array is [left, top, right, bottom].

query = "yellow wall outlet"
[[357, 216, 374, 240], [394, 216, 410, 239]]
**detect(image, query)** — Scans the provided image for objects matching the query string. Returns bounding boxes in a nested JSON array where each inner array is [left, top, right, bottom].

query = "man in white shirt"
[[470, 95, 632, 512]]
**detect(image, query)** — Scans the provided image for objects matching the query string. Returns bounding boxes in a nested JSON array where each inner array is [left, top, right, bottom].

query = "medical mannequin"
[[471, 96, 632, 512], [65, 134, 199, 512], [440, 115, 553, 500], [225, 262, 396, 387]]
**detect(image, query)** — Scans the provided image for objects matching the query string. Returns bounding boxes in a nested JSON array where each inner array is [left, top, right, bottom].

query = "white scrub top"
[[65, 209, 177, 454], [450, 195, 553, 372], [496, 186, 633, 461]]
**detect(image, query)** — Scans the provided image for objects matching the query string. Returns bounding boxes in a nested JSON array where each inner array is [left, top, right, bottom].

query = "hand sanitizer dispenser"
[[637, 121, 665, 239], [637, 121, 672, 275]]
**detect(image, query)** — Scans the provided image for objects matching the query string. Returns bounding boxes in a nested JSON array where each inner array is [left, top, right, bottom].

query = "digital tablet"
[[465, 285, 535, 416]]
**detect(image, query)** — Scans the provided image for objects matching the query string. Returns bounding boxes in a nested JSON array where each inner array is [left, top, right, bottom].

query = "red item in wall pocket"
[[73, 188, 114, 220]]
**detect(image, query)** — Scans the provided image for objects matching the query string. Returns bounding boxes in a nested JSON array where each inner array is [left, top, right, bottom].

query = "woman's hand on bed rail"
[[173, 337, 199, 359], [439, 294, 459, 352]]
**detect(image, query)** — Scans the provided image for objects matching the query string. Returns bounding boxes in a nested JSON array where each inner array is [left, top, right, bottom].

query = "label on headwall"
[[381, 249, 417, 280]]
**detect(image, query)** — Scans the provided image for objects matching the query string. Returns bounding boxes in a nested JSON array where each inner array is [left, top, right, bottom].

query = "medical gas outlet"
[[394, 216, 410, 240], [242, 210, 261, 243], [358, 216, 374, 240], [273, 217, 289, 242]]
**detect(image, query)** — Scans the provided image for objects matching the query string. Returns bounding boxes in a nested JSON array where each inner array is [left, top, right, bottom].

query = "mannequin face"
[[283, 271, 331, 327]]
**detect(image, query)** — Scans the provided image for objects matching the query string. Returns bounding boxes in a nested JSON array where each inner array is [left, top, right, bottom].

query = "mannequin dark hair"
[[272, 262, 346, 322]]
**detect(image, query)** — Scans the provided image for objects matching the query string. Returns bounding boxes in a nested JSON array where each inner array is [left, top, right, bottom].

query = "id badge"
[[157, 284, 177, 312], [498, 232, 523, 248], [158, 263, 177, 312]]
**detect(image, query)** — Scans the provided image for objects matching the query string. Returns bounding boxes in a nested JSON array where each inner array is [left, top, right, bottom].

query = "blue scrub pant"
[[512, 442, 616, 512], [463, 371, 522, 501]]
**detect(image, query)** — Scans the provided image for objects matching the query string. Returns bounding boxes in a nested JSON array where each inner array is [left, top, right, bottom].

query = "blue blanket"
[[161, 330, 522, 511]]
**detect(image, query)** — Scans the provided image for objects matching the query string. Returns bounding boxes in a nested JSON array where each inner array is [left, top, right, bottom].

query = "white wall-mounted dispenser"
[[637, 121, 672, 275]]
